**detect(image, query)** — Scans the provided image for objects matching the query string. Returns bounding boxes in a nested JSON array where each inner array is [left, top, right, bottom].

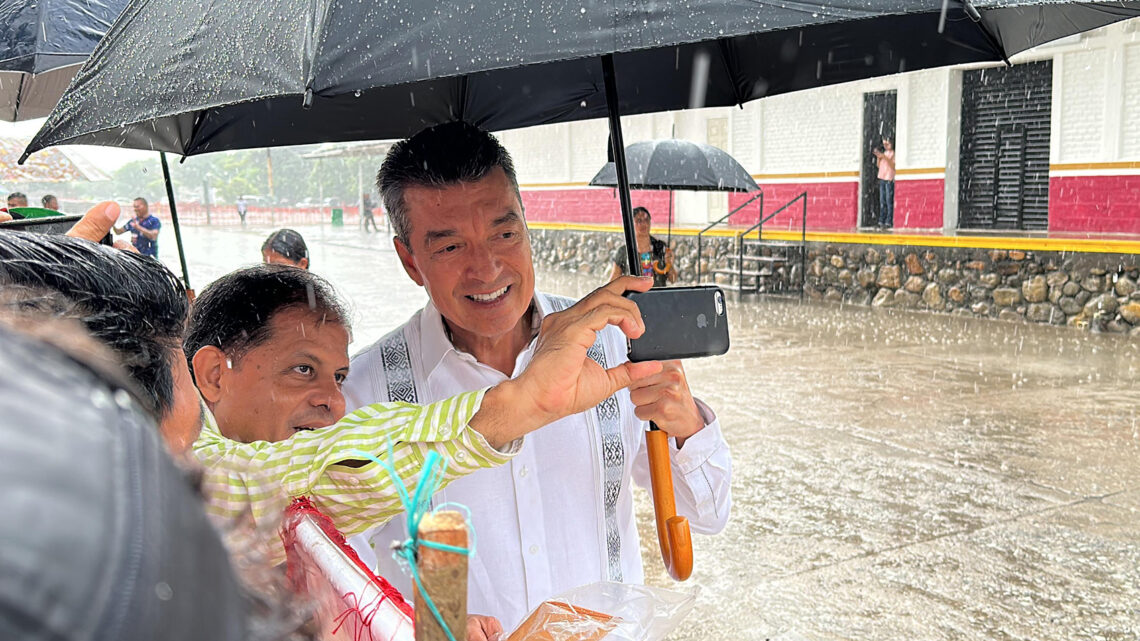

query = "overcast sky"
[[0, 118, 151, 172]]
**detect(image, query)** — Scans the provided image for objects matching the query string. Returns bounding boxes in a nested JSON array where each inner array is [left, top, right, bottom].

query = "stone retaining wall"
[[528, 227, 1140, 335]]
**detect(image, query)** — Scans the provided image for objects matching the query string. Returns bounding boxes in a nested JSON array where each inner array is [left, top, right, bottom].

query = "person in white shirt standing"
[[344, 121, 733, 632]]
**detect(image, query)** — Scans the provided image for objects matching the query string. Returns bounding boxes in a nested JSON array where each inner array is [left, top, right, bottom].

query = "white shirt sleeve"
[[629, 397, 733, 535]]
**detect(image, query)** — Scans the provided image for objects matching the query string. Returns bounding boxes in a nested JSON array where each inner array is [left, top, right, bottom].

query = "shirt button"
[[529, 545, 539, 555], [439, 427, 451, 438], [519, 466, 529, 478], [456, 451, 467, 461]]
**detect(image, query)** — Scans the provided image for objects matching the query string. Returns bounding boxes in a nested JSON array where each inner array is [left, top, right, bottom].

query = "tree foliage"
[[61, 145, 385, 208]]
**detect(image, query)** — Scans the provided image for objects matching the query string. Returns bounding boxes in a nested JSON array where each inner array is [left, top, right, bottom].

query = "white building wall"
[[757, 84, 862, 174], [1058, 48, 1108, 163], [1120, 42, 1140, 159], [906, 69, 949, 170], [498, 17, 1140, 225]]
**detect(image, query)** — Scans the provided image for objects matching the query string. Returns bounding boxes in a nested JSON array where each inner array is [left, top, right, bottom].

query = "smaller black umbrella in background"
[[0, 0, 126, 121], [590, 139, 759, 274]]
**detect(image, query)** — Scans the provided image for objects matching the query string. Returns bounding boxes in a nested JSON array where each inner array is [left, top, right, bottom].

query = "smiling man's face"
[[394, 166, 535, 349], [203, 305, 349, 443]]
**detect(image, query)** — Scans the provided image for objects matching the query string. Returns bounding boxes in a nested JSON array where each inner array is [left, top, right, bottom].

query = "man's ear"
[[393, 237, 425, 287], [298, 257, 310, 270], [190, 346, 228, 404]]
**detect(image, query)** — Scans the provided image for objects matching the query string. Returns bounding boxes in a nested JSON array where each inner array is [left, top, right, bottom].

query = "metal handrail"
[[735, 192, 808, 298], [695, 190, 763, 284]]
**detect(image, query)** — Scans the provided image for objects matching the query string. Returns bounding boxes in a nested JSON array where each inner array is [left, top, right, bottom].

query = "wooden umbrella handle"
[[645, 425, 693, 581]]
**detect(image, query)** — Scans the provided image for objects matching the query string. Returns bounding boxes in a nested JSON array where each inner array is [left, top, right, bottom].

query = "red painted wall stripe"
[[728, 182, 858, 231], [1049, 175, 1140, 235], [520, 189, 673, 224], [894, 179, 944, 229]]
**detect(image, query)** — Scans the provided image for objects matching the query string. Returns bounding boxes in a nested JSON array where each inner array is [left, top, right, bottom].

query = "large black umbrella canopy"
[[22, 1, 1140, 158], [590, 140, 760, 193], [0, 0, 126, 121]]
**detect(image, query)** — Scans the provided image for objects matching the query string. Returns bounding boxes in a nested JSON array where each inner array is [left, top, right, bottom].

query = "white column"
[[943, 70, 963, 232]]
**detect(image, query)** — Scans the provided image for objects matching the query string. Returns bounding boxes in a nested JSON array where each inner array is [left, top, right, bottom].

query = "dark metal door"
[[861, 91, 897, 228], [959, 61, 1052, 230]]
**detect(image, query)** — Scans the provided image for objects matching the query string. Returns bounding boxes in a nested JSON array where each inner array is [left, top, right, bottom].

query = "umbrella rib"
[[963, 0, 1011, 65], [11, 72, 26, 121], [458, 76, 468, 122], [715, 40, 744, 107]]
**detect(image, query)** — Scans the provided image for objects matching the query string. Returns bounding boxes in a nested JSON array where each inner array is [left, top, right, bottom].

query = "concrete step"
[[727, 255, 788, 264], [711, 268, 776, 278]]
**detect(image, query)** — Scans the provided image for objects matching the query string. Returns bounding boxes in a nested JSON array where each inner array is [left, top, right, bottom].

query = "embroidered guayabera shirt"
[[192, 388, 521, 566], [344, 293, 734, 630]]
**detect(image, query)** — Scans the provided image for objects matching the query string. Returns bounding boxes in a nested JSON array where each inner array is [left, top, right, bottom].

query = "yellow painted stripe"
[[527, 221, 1140, 254], [520, 181, 592, 189], [518, 168, 944, 189], [1050, 161, 1140, 171]]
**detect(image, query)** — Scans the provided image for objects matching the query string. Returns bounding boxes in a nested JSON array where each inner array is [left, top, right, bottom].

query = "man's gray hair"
[[377, 121, 521, 244]]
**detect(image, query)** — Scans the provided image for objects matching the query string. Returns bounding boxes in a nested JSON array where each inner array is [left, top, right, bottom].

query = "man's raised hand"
[[473, 276, 662, 448], [66, 201, 136, 252]]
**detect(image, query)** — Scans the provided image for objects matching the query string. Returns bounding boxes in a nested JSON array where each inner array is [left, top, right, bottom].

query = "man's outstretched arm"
[[194, 276, 662, 561]]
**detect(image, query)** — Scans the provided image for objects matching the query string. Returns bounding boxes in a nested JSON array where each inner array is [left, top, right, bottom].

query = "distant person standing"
[[872, 137, 896, 229], [261, 228, 309, 269], [361, 192, 379, 232], [608, 206, 676, 287], [41, 194, 59, 211], [113, 197, 161, 257], [236, 196, 248, 227]]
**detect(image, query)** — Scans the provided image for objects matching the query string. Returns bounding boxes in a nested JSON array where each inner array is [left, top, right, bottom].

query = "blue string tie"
[[346, 445, 474, 641]]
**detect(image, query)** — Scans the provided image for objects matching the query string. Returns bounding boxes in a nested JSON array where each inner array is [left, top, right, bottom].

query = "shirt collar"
[[418, 293, 554, 379]]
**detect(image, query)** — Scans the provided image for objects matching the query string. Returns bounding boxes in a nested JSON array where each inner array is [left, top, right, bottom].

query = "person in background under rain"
[[113, 196, 161, 257], [361, 192, 379, 232], [348, 122, 732, 632], [262, 228, 310, 269], [872, 136, 896, 229], [41, 194, 59, 211], [5, 192, 27, 211], [236, 195, 248, 227], [609, 206, 677, 287]]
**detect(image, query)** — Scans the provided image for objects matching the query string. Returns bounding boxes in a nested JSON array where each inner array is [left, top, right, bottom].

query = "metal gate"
[[958, 61, 1052, 230]]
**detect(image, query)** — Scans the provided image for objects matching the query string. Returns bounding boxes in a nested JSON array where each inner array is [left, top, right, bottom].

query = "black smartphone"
[[623, 285, 730, 362], [0, 214, 113, 245]]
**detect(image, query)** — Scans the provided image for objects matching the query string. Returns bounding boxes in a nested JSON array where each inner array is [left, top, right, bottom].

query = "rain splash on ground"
[[168, 224, 1140, 641]]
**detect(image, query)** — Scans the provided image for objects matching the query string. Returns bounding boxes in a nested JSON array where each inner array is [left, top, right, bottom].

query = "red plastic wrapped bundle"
[[282, 498, 415, 641]]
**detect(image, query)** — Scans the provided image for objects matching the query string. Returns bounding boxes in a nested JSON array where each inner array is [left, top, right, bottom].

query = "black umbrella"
[[590, 139, 760, 273], [22, 1, 1140, 156], [589, 140, 760, 193], [0, 0, 126, 121]]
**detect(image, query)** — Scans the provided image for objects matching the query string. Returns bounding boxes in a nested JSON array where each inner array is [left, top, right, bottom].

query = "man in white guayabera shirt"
[[345, 122, 733, 630]]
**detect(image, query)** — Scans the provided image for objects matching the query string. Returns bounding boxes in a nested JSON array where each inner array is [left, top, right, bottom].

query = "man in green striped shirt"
[[185, 265, 659, 566]]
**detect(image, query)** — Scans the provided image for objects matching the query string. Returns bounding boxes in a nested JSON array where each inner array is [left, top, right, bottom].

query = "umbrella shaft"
[[601, 55, 640, 276], [160, 152, 192, 289]]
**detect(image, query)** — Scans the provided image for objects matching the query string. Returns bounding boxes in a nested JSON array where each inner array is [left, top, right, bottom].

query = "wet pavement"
[[168, 225, 1140, 641]]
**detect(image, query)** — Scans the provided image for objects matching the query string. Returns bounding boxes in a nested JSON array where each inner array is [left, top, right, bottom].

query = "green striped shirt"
[[192, 387, 519, 565]]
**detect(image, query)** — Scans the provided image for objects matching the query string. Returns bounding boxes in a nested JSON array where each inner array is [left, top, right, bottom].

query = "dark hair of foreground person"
[[0, 231, 188, 419], [185, 263, 350, 377]]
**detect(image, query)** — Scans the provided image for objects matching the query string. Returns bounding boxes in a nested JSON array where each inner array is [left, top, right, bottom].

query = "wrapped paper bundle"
[[506, 601, 618, 641], [282, 498, 415, 641], [506, 582, 696, 641]]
